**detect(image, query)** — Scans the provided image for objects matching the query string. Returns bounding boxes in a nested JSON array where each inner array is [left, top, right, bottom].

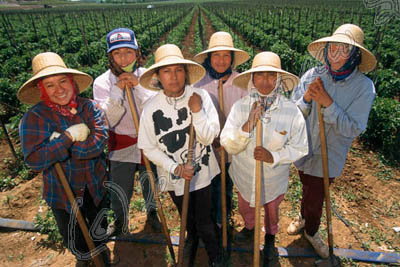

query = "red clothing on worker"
[[238, 192, 284, 235]]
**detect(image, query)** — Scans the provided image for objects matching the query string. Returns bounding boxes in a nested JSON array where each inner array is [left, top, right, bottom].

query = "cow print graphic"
[[159, 125, 190, 154], [201, 145, 211, 166], [176, 108, 188, 125], [153, 110, 172, 135], [152, 107, 212, 180]]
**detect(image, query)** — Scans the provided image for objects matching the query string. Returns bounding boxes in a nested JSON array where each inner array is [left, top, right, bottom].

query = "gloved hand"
[[49, 131, 61, 141], [102, 97, 125, 128], [65, 123, 90, 142]]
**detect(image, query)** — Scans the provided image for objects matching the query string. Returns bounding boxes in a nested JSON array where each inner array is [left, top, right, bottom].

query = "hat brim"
[[107, 43, 138, 53], [193, 47, 249, 67], [17, 66, 93, 105], [233, 66, 299, 91], [139, 57, 206, 91], [307, 35, 377, 73]]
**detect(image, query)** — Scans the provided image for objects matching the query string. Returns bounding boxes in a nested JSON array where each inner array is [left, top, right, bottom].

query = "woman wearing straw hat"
[[193, 31, 249, 233], [220, 52, 308, 266], [18, 52, 110, 266], [288, 24, 377, 259], [93, 28, 161, 235], [138, 44, 224, 266]]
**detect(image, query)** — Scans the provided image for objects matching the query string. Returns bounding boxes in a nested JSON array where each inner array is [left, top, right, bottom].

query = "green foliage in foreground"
[[361, 97, 400, 164], [34, 209, 63, 245], [0, 148, 36, 191]]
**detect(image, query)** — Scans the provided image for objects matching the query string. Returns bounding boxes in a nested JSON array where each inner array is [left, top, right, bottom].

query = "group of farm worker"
[[17, 22, 376, 267]]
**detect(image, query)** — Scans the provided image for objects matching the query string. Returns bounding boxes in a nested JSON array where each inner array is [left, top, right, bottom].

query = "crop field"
[[0, 1, 399, 266]]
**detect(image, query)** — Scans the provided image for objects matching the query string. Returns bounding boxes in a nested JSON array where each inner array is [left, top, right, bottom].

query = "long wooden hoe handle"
[[177, 119, 195, 267], [54, 163, 105, 267], [125, 85, 176, 265], [253, 119, 262, 267], [317, 103, 335, 256], [218, 79, 228, 250]]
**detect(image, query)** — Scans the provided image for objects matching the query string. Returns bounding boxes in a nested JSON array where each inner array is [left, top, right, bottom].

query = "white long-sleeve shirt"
[[194, 71, 248, 163], [291, 67, 375, 178], [138, 85, 220, 196], [221, 92, 308, 206], [93, 67, 156, 163]]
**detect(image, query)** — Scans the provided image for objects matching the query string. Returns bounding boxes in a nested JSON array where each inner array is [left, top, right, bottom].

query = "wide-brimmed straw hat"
[[308, 24, 377, 73], [139, 44, 206, 91], [233, 52, 299, 91], [18, 52, 92, 105], [193, 31, 249, 67]]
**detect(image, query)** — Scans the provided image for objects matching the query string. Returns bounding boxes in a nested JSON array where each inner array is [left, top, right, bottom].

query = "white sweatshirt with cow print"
[[138, 85, 221, 196]]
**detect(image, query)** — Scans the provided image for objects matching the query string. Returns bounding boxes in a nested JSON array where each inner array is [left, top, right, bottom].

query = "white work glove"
[[65, 123, 90, 142], [101, 97, 125, 128], [49, 131, 61, 141]]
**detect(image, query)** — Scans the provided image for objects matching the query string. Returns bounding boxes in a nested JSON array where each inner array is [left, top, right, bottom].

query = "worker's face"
[[327, 42, 352, 71], [210, 50, 232, 74], [158, 64, 186, 97], [42, 74, 74, 106], [111, 47, 137, 68], [253, 72, 277, 95]]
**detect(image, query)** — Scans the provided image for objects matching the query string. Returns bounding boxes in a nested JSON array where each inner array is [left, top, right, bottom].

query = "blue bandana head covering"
[[324, 43, 362, 81], [202, 51, 234, 80]]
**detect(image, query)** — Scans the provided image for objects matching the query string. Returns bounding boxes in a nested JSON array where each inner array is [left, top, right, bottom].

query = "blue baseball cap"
[[106, 28, 138, 53]]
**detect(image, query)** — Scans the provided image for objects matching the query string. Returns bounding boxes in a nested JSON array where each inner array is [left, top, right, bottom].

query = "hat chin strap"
[[249, 75, 281, 111]]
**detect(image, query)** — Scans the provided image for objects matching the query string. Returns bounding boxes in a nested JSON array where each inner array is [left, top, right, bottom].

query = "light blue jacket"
[[291, 67, 376, 178]]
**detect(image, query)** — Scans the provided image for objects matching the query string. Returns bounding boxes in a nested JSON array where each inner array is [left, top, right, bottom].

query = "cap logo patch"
[[109, 32, 132, 43]]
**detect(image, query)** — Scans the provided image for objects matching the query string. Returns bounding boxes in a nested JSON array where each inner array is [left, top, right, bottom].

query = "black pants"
[[109, 160, 158, 228], [169, 184, 220, 261], [211, 162, 233, 225], [52, 188, 109, 260]]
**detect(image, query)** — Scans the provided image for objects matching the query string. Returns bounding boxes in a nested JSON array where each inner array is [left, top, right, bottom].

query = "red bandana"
[[38, 74, 78, 118]]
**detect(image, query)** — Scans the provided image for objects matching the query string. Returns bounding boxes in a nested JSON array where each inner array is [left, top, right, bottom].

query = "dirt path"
[[201, 9, 216, 48], [201, 8, 261, 55], [0, 138, 399, 266], [181, 9, 198, 60]]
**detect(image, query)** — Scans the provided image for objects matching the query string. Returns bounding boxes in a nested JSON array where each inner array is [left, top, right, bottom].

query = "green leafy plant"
[[360, 97, 400, 164], [34, 209, 63, 245], [0, 148, 36, 191]]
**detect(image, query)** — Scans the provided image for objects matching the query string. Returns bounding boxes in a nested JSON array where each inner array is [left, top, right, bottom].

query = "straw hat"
[[193, 31, 249, 67], [18, 52, 92, 105], [233, 52, 299, 91], [308, 24, 377, 73], [139, 44, 206, 91]]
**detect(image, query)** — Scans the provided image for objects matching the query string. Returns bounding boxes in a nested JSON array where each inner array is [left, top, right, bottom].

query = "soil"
[[201, 10, 216, 49], [0, 134, 399, 267], [181, 9, 198, 60]]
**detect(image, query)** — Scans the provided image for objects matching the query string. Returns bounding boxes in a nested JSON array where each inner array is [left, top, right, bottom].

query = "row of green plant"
[[0, 6, 190, 119], [144, 6, 195, 67], [206, 3, 400, 99], [360, 97, 400, 163], [203, 4, 400, 164], [191, 8, 204, 55]]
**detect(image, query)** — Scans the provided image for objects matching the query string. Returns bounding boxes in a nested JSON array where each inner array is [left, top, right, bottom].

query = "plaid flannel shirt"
[[19, 97, 108, 212]]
